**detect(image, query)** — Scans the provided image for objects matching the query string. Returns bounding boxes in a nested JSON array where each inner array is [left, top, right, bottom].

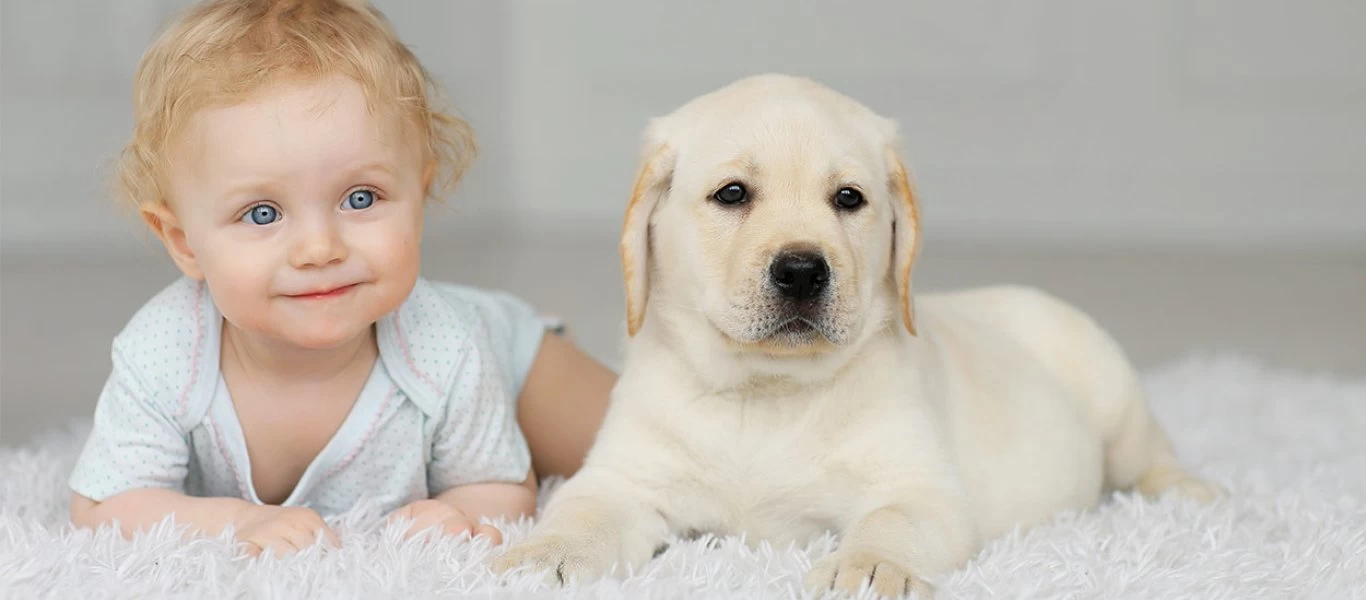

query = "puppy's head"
[[622, 74, 921, 367]]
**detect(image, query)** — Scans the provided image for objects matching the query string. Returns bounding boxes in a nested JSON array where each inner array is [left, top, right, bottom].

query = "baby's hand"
[[235, 505, 340, 557], [387, 499, 503, 544]]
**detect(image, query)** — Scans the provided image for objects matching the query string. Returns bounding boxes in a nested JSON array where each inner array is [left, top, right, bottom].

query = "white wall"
[[3, 0, 1365, 252]]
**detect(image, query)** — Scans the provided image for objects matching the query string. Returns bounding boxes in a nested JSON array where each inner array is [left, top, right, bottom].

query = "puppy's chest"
[[658, 400, 871, 542]]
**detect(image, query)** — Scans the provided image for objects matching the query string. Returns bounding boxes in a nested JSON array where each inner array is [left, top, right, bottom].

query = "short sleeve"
[[426, 318, 533, 494], [441, 286, 548, 400], [68, 344, 190, 501]]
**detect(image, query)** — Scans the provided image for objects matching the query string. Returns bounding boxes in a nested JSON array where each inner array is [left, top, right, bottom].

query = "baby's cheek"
[[388, 237, 422, 294], [201, 253, 277, 333], [377, 217, 422, 273], [366, 222, 422, 311], [222, 287, 273, 334]]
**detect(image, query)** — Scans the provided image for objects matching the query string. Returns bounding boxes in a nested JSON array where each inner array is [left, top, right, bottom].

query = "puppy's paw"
[[491, 534, 618, 586], [805, 550, 932, 598], [1173, 477, 1226, 504], [1138, 466, 1227, 504]]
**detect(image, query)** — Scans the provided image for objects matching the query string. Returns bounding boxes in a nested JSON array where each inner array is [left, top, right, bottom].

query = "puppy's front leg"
[[805, 499, 978, 598], [492, 469, 667, 585]]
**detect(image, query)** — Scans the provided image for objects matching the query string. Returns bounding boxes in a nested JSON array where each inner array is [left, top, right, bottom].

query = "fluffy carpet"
[[2, 353, 1363, 599]]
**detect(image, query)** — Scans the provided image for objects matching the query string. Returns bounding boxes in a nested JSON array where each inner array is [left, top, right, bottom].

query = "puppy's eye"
[[834, 187, 864, 210], [712, 183, 748, 205]]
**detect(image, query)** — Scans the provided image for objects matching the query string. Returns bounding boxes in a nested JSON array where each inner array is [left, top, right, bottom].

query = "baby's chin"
[[278, 322, 377, 351], [268, 299, 396, 350], [220, 303, 383, 353], [221, 314, 370, 352], [219, 278, 415, 352]]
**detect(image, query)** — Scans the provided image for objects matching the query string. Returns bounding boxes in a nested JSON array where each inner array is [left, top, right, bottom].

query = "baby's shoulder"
[[378, 279, 545, 410], [395, 279, 542, 341], [425, 280, 535, 328], [108, 277, 218, 424], [114, 277, 213, 353]]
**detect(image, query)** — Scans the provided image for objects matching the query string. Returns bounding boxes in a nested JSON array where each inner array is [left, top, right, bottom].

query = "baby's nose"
[[290, 221, 348, 268]]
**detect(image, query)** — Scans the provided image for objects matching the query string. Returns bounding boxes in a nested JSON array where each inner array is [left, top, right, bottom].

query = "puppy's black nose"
[[769, 251, 829, 301]]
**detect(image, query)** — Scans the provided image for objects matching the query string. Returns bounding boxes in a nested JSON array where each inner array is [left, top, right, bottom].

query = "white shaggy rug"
[[2, 353, 1363, 599]]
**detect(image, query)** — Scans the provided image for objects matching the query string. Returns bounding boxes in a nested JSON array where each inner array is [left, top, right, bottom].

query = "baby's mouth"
[[286, 283, 359, 300]]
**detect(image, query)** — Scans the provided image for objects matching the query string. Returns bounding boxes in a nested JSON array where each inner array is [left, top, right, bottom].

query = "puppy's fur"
[[493, 74, 1221, 597]]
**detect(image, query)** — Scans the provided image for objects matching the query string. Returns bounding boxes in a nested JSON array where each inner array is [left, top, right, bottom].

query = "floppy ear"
[[886, 146, 922, 336], [620, 132, 676, 337]]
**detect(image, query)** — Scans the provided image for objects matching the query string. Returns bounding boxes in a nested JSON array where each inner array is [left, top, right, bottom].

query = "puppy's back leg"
[[1059, 307, 1224, 501], [1059, 315, 1224, 502], [964, 285, 1224, 502], [1103, 376, 1224, 502]]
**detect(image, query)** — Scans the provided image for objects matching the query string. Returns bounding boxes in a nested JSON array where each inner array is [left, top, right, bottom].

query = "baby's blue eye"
[[345, 189, 375, 210], [242, 204, 279, 225]]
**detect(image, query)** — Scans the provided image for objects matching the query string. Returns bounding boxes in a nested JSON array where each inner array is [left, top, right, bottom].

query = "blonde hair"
[[118, 0, 475, 211]]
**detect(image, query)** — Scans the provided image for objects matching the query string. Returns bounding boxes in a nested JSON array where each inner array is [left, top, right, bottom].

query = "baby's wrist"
[[432, 483, 536, 522], [227, 500, 271, 524], [429, 493, 472, 514]]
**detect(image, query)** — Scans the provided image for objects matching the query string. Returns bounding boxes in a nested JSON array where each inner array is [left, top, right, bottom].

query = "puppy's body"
[[495, 75, 1218, 597]]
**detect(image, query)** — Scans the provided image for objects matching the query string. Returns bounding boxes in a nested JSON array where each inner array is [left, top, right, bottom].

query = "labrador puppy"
[[493, 74, 1221, 597]]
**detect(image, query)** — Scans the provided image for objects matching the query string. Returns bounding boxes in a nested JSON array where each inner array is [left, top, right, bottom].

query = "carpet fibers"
[[2, 353, 1363, 599]]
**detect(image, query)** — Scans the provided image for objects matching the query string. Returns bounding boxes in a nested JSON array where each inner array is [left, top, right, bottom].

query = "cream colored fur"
[[492, 74, 1222, 598]]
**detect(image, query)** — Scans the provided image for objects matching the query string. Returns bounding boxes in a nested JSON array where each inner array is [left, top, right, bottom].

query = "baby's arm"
[[432, 467, 538, 521], [442, 286, 616, 482], [388, 467, 538, 543], [70, 489, 255, 536], [69, 342, 336, 554], [72, 489, 338, 554], [388, 295, 565, 541], [68, 344, 230, 535], [515, 332, 616, 479]]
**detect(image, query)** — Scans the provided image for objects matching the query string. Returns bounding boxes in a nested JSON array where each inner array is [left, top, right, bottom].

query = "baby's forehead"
[[176, 75, 425, 170], [199, 76, 407, 136]]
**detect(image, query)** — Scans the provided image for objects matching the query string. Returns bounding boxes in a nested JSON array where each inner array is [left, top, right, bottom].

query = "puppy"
[[493, 74, 1221, 597]]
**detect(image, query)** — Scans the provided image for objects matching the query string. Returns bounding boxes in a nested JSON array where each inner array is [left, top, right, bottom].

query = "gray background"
[[3, 0, 1364, 444]]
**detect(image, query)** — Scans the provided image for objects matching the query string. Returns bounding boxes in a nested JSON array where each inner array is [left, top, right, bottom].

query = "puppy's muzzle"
[[769, 250, 829, 303]]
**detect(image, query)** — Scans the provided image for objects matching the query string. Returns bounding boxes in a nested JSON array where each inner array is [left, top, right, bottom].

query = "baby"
[[67, 0, 614, 556]]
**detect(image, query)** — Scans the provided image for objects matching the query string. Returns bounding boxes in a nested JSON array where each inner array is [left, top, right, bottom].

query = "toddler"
[[67, 0, 614, 557]]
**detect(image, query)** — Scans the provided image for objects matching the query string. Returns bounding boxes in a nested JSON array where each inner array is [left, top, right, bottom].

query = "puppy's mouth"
[[773, 318, 817, 338], [709, 294, 851, 350], [746, 314, 844, 348]]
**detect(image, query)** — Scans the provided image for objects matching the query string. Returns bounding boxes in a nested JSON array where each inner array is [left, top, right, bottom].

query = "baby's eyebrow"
[[218, 176, 276, 201], [342, 159, 399, 179]]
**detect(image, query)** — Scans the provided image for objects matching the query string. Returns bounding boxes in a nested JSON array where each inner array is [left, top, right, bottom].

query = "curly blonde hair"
[[118, 0, 475, 211]]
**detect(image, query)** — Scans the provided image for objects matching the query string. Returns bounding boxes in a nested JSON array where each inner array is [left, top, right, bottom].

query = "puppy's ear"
[[621, 124, 676, 337], [886, 144, 922, 336]]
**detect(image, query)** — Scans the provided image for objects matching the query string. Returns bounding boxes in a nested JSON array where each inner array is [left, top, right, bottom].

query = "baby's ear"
[[141, 204, 203, 280], [422, 159, 437, 195]]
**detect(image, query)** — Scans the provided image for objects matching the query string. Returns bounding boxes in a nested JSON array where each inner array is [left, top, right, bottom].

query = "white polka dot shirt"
[[68, 277, 546, 516]]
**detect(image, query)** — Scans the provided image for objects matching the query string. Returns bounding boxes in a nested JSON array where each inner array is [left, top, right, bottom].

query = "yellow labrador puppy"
[[494, 74, 1221, 597]]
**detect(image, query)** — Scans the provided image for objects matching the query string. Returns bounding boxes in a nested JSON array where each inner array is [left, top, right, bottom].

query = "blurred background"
[[2, 0, 1363, 445]]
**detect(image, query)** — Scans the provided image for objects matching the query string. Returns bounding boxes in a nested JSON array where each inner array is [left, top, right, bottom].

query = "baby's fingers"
[[316, 523, 341, 548], [398, 512, 447, 538], [439, 513, 476, 538], [386, 504, 417, 524], [292, 511, 340, 548], [279, 522, 327, 552], [472, 523, 503, 545], [243, 534, 299, 558]]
